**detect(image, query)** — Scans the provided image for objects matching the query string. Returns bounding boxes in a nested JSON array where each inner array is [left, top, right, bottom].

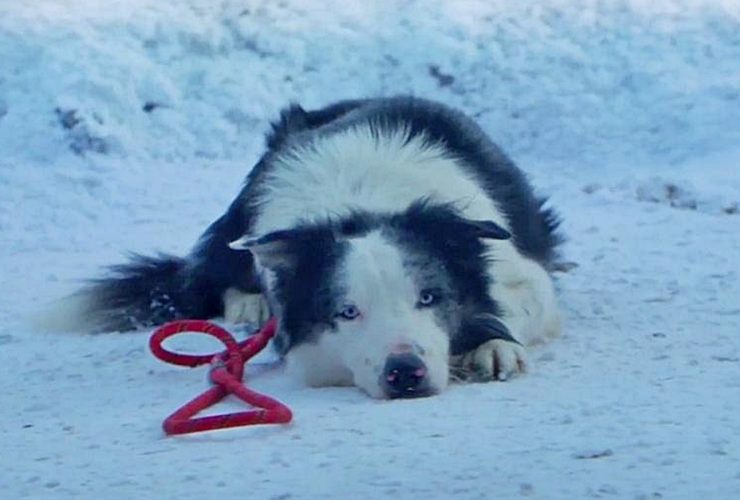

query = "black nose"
[[382, 353, 431, 398]]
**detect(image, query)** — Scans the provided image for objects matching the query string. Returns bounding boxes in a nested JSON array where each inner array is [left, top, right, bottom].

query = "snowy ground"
[[1, 1, 739, 498]]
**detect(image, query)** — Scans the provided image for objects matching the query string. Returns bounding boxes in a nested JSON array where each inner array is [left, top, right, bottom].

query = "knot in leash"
[[149, 318, 292, 435]]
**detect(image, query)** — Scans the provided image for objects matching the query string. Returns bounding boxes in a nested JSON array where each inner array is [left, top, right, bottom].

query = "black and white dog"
[[75, 97, 562, 399]]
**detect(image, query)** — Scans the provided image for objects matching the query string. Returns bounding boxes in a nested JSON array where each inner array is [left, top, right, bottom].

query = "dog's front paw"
[[461, 339, 528, 382], [223, 289, 270, 326]]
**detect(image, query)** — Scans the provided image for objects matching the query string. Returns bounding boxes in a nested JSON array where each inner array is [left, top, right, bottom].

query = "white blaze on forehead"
[[341, 230, 416, 315], [330, 230, 450, 397], [251, 125, 511, 237]]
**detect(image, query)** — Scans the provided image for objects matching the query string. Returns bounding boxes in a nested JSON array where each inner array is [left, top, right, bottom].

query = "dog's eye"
[[336, 304, 361, 321], [418, 291, 438, 308]]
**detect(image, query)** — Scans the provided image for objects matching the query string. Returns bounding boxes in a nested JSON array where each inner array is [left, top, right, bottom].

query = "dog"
[[72, 97, 562, 399]]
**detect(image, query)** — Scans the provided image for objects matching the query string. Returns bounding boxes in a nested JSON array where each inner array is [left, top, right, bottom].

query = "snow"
[[1, 1, 739, 498]]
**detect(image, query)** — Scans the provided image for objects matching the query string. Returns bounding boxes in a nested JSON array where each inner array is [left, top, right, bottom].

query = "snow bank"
[[1, 0, 739, 165], [1, 1, 739, 499]]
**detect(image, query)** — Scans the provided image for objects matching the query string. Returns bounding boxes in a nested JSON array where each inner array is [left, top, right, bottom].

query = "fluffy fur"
[[69, 96, 562, 398]]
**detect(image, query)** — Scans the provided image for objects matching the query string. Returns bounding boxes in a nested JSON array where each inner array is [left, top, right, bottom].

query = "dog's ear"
[[464, 219, 511, 240], [229, 227, 332, 270], [229, 230, 300, 269], [400, 199, 511, 242]]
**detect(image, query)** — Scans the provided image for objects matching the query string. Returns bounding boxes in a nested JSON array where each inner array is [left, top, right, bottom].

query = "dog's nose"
[[381, 353, 431, 398]]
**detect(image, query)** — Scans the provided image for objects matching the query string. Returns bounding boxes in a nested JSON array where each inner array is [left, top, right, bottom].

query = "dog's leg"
[[458, 254, 561, 381], [222, 288, 270, 326], [493, 255, 562, 344]]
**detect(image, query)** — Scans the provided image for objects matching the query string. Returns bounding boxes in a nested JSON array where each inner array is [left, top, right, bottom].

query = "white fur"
[[222, 288, 270, 326], [488, 249, 562, 346], [248, 125, 560, 389], [289, 231, 450, 398], [251, 125, 511, 236], [457, 338, 528, 381], [457, 242, 561, 380], [287, 341, 354, 388]]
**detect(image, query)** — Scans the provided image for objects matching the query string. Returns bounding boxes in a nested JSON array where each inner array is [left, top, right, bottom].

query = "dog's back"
[[63, 97, 560, 337]]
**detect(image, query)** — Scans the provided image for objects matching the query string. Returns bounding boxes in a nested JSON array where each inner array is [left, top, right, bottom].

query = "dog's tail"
[[43, 253, 218, 333], [41, 196, 260, 333]]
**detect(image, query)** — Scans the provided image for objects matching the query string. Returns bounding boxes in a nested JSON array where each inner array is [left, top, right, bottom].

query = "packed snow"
[[1, 1, 739, 498]]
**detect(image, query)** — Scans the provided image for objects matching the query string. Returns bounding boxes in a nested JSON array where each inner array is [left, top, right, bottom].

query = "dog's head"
[[230, 200, 511, 398]]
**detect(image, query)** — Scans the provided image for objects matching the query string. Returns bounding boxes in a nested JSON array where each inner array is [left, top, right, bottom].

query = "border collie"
[[73, 97, 562, 399]]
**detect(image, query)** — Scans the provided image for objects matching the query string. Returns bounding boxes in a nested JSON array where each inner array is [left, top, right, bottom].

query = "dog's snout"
[[381, 353, 432, 398], [389, 342, 425, 355]]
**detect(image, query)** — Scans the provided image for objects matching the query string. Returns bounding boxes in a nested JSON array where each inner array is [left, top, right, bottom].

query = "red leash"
[[149, 318, 292, 435]]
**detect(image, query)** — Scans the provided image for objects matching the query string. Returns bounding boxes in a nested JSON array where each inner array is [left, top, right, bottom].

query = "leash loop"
[[148, 318, 292, 435]]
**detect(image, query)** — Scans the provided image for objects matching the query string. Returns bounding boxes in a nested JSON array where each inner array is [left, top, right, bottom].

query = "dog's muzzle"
[[381, 351, 432, 399]]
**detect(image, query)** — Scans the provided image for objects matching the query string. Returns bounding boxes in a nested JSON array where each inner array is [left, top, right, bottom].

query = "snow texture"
[[1, 1, 739, 498]]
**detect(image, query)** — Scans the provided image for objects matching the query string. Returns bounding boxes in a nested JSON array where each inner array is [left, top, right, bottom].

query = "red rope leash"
[[149, 318, 292, 435]]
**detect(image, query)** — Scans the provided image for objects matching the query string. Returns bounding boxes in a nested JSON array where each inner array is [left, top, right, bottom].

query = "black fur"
[[266, 100, 366, 150], [85, 254, 190, 330], [453, 315, 519, 356], [79, 96, 561, 337], [318, 97, 562, 264], [387, 201, 519, 354], [260, 227, 349, 354], [245, 200, 519, 354], [82, 198, 256, 331], [189, 196, 259, 293]]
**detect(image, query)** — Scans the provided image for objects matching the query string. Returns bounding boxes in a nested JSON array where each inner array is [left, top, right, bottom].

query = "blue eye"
[[336, 304, 361, 320], [418, 291, 437, 308]]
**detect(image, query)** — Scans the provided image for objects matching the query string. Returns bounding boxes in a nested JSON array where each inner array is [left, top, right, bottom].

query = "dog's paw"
[[461, 339, 528, 382], [222, 289, 270, 326]]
